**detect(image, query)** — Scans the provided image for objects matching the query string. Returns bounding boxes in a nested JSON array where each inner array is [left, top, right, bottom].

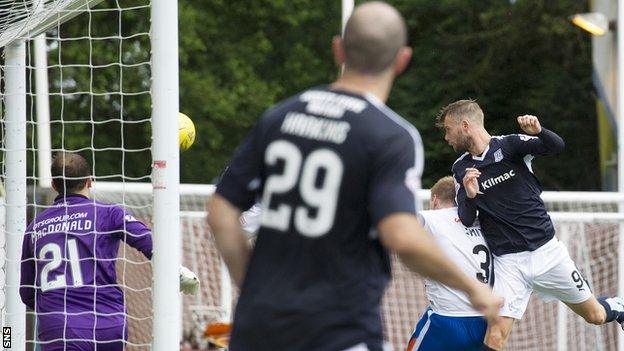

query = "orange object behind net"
[[204, 322, 231, 349]]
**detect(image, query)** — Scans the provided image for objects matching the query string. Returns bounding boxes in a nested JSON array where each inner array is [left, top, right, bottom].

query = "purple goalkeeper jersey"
[[20, 193, 152, 335]]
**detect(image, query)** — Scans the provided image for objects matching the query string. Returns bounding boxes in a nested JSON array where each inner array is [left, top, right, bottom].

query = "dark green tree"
[[177, 0, 340, 182], [392, 0, 597, 189], [23, 0, 597, 190]]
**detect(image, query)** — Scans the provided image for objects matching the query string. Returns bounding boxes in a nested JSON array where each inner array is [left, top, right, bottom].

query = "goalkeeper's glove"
[[179, 265, 200, 295]]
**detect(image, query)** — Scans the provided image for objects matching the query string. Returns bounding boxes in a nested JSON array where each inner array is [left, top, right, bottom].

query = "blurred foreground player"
[[207, 2, 502, 350], [20, 152, 199, 351]]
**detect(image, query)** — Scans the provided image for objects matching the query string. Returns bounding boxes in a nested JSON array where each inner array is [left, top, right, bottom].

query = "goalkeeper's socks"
[[597, 296, 624, 323]]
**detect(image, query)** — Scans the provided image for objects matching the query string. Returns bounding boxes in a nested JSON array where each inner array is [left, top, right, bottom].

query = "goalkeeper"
[[19, 152, 199, 351]]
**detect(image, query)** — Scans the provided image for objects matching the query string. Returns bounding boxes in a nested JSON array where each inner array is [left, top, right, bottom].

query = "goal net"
[[64, 185, 624, 351], [1, 0, 181, 350], [90, 183, 232, 350], [383, 191, 623, 351]]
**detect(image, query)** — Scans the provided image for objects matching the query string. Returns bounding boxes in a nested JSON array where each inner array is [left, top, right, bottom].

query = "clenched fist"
[[517, 115, 542, 135], [463, 168, 481, 199]]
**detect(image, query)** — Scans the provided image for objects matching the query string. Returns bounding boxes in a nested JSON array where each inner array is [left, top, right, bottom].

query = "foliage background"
[[21, 0, 598, 189]]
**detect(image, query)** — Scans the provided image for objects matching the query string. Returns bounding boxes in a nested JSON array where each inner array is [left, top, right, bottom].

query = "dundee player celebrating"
[[207, 3, 501, 351], [440, 99, 624, 350], [20, 152, 199, 351]]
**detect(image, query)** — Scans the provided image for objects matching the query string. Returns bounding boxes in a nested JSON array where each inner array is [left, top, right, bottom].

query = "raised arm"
[[509, 115, 565, 156]]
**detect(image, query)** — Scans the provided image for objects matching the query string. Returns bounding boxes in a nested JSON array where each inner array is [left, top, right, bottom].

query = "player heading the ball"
[[440, 99, 624, 350]]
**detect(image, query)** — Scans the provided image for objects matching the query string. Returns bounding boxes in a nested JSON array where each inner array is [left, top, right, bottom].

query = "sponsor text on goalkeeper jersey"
[[20, 194, 152, 337]]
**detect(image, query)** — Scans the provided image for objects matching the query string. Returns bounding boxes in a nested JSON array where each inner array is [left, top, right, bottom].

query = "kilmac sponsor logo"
[[480, 170, 515, 190]]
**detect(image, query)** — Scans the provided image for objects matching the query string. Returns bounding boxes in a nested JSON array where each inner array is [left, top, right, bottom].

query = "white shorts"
[[493, 237, 593, 319]]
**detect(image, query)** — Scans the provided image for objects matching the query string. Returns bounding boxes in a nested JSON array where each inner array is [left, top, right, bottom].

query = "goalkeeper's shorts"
[[38, 324, 127, 351], [406, 307, 486, 351]]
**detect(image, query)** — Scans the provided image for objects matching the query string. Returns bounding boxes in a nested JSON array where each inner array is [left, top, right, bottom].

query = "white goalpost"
[[4, 40, 28, 349], [91, 182, 233, 348], [0, 0, 181, 350], [150, 0, 180, 348]]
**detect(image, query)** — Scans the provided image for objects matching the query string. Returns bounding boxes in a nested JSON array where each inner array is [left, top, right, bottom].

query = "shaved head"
[[343, 2, 407, 74]]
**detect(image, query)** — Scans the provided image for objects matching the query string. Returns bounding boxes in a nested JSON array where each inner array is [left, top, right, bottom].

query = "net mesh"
[[0, 0, 121, 52], [89, 187, 232, 350], [0, 1, 622, 350], [1, 0, 152, 349], [16, 187, 229, 350], [382, 221, 620, 351], [86, 186, 624, 351]]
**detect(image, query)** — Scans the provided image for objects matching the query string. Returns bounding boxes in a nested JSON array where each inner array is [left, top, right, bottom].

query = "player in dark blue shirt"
[[439, 99, 624, 350], [207, 4, 502, 351]]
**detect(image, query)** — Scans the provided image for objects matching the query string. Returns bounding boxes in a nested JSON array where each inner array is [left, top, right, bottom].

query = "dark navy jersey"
[[216, 85, 424, 351], [452, 128, 564, 256]]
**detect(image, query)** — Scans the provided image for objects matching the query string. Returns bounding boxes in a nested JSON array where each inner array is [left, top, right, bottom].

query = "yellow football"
[[179, 112, 196, 151]]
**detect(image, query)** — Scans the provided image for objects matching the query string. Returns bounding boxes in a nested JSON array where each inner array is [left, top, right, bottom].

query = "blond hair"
[[435, 99, 484, 128], [430, 176, 456, 205]]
